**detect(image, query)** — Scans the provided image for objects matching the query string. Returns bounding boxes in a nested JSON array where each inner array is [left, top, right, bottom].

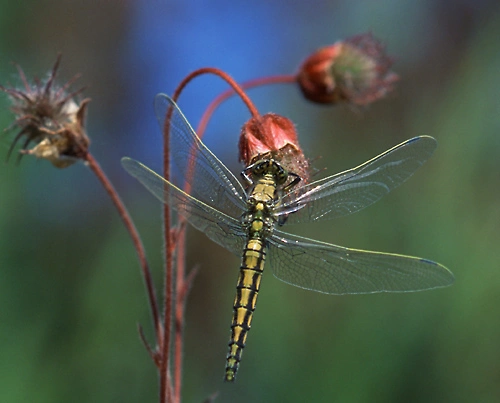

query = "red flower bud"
[[297, 33, 398, 106], [239, 113, 310, 183]]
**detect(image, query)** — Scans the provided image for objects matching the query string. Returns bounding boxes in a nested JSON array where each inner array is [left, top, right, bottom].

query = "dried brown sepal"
[[239, 113, 310, 183], [0, 55, 90, 168], [297, 33, 399, 106]]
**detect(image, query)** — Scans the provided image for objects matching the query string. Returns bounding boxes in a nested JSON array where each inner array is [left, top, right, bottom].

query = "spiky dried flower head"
[[0, 55, 90, 168], [239, 113, 310, 183], [297, 33, 399, 106]]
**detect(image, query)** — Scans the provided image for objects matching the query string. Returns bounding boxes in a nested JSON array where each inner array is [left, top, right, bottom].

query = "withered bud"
[[0, 55, 90, 168], [239, 113, 310, 183], [297, 33, 399, 106]]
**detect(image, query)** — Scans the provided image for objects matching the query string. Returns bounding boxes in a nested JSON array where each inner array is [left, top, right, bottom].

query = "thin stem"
[[174, 260, 198, 403], [173, 230, 186, 403], [84, 153, 161, 338], [161, 102, 174, 403], [171, 67, 263, 120], [172, 236, 199, 403], [196, 74, 296, 139]]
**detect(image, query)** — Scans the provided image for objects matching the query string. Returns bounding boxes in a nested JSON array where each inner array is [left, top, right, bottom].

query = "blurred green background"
[[1, 1, 499, 402]]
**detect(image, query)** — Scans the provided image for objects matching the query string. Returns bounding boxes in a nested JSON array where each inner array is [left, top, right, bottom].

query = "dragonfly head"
[[250, 159, 288, 185]]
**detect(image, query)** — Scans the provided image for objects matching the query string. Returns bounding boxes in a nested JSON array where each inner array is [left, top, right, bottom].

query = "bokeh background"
[[1, 1, 499, 402]]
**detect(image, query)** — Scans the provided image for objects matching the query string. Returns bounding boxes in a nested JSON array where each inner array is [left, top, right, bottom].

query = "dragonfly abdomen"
[[225, 237, 266, 382]]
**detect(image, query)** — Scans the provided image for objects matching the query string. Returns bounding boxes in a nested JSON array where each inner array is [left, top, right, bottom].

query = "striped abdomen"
[[225, 236, 266, 382]]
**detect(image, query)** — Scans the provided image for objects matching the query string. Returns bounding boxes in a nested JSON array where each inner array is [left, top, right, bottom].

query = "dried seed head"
[[0, 55, 90, 168], [297, 33, 399, 106], [239, 113, 310, 183]]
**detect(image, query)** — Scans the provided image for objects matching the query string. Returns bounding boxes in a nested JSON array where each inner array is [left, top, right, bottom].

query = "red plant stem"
[[161, 110, 174, 403], [164, 370, 173, 403], [172, 67, 262, 120], [173, 232, 186, 403], [196, 74, 296, 139], [84, 153, 161, 337], [160, 67, 265, 403]]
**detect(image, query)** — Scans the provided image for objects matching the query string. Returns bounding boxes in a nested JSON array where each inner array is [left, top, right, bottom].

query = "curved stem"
[[195, 74, 296, 139], [171, 67, 262, 120]]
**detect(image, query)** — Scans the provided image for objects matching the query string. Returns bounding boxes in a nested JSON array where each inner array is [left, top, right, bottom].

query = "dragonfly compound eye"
[[276, 169, 288, 185]]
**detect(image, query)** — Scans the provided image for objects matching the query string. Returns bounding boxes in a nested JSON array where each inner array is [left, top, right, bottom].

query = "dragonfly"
[[122, 94, 454, 382]]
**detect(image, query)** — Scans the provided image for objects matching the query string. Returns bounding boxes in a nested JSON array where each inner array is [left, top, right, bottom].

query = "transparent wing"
[[155, 94, 247, 218], [268, 229, 454, 294], [276, 136, 437, 224], [122, 157, 246, 255]]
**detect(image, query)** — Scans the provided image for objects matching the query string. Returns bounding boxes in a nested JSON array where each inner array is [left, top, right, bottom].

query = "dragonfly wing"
[[155, 94, 247, 218], [276, 136, 437, 224], [122, 157, 246, 255], [268, 229, 454, 294]]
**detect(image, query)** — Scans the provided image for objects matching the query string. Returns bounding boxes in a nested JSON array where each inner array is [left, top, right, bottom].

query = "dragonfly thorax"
[[245, 159, 288, 206]]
